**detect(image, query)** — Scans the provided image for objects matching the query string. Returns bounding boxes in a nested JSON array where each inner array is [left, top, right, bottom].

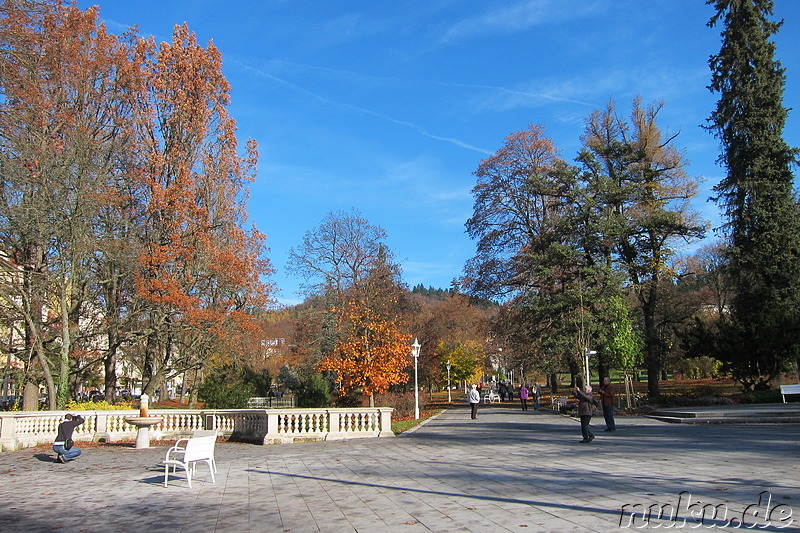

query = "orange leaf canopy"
[[318, 301, 411, 397]]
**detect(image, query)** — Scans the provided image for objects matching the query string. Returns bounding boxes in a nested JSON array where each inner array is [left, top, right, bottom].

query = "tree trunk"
[[189, 367, 201, 408], [549, 372, 558, 393], [597, 360, 609, 383], [32, 334, 57, 410], [104, 347, 118, 404], [23, 381, 39, 411], [57, 285, 71, 408], [643, 287, 660, 397], [179, 371, 188, 404]]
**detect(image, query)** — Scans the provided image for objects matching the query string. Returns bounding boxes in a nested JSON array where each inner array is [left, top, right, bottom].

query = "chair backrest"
[[183, 435, 216, 462]]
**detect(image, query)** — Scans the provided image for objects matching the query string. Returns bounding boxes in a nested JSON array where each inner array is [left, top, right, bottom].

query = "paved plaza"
[[0, 403, 798, 532]]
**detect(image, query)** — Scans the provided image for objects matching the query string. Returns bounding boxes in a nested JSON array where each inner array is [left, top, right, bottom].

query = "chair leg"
[[207, 459, 216, 484]]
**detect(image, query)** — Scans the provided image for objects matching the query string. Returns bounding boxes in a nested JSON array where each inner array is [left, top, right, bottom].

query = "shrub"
[[294, 374, 331, 408], [373, 392, 416, 419], [665, 396, 734, 407], [198, 369, 254, 409], [739, 389, 782, 404], [675, 356, 723, 379], [332, 390, 362, 408], [673, 385, 724, 399], [64, 400, 133, 411]]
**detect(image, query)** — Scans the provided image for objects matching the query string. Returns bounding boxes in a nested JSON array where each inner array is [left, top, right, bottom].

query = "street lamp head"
[[411, 338, 421, 359], [446, 360, 451, 371]]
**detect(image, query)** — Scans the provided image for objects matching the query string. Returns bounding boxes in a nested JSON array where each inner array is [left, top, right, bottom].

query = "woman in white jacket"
[[468, 384, 481, 419]]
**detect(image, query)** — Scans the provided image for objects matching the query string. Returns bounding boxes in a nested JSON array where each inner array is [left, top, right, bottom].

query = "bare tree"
[[287, 209, 392, 299]]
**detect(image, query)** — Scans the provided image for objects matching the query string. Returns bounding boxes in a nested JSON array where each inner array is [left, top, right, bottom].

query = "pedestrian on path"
[[519, 384, 529, 411], [533, 382, 541, 410], [468, 384, 481, 419], [599, 376, 616, 432], [574, 379, 595, 443], [53, 413, 85, 463]]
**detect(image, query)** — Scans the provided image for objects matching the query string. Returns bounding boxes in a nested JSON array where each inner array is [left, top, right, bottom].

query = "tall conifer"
[[707, 0, 800, 389]]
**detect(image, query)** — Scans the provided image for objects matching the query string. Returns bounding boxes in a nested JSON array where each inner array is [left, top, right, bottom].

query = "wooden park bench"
[[780, 384, 800, 403], [163, 433, 217, 488]]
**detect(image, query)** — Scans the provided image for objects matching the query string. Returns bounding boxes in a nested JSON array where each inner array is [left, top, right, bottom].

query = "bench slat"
[[780, 384, 800, 403]]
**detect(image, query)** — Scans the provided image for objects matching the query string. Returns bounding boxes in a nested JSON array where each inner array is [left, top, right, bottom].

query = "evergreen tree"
[[707, 0, 800, 389]]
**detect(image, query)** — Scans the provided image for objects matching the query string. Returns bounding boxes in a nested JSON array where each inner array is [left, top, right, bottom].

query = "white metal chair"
[[165, 430, 217, 474], [164, 434, 217, 488], [484, 391, 500, 403], [553, 396, 568, 410]]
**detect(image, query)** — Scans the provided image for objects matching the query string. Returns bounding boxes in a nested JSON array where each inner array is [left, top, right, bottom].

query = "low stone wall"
[[0, 407, 394, 451]]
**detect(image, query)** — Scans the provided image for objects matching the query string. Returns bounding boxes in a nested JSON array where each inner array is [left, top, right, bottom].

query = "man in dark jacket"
[[53, 413, 85, 463]]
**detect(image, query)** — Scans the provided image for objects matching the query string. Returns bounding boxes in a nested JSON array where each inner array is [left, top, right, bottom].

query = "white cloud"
[[440, 0, 608, 43]]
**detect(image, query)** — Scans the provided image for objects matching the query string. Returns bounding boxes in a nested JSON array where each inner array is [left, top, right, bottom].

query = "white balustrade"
[[0, 407, 394, 451]]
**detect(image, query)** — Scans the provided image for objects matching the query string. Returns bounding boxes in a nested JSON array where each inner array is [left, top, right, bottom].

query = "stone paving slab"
[[1, 404, 799, 532]]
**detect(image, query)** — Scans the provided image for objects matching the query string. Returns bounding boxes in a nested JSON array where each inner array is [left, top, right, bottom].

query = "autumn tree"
[[407, 291, 493, 392], [0, 1, 141, 407], [434, 339, 484, 389], [0, 2, 273, 407], [706, 0, 800, 389], [465, 124, 571, 300], [578, 98, 706, 396], [287, 210, 409, 402], [317, 296, 411, 407], [465, 124, 615, 388], [130, 23, 271, 396]]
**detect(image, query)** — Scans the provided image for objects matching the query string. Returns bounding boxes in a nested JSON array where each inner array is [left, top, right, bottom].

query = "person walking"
[[599, 376, 616, 432], [574, 380, 595, 443], [53, 413, 85, 463], [468, 384, 481, 419], [519, 384, 529, 410], [533, 382, 541, 410]]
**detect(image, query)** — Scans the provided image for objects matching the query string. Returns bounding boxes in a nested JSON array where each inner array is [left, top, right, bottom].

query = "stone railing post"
[[0, 414, 18, 451], [94, 411, 109, 441], [262, 410, 278, 444], [377, 408, 394, 437], [327, 409, 342, 440]]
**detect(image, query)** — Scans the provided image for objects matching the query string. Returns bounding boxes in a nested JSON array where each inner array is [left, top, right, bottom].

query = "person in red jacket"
[[52, 413, 85, 463], [599, 377, 616, 432]]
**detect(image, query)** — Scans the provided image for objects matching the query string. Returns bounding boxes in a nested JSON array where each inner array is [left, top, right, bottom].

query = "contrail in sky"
[[234, 58, 494, 155]]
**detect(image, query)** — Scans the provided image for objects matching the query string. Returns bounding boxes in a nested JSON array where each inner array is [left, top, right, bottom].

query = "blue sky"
[[78, 0, 800, 306]]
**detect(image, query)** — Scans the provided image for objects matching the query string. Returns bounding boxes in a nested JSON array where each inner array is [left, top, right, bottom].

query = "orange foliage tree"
[[130, 23, 272, 395], [0, 1, 147, 407], [0, 2, 273, 406], [318, 297, 411, 407]]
